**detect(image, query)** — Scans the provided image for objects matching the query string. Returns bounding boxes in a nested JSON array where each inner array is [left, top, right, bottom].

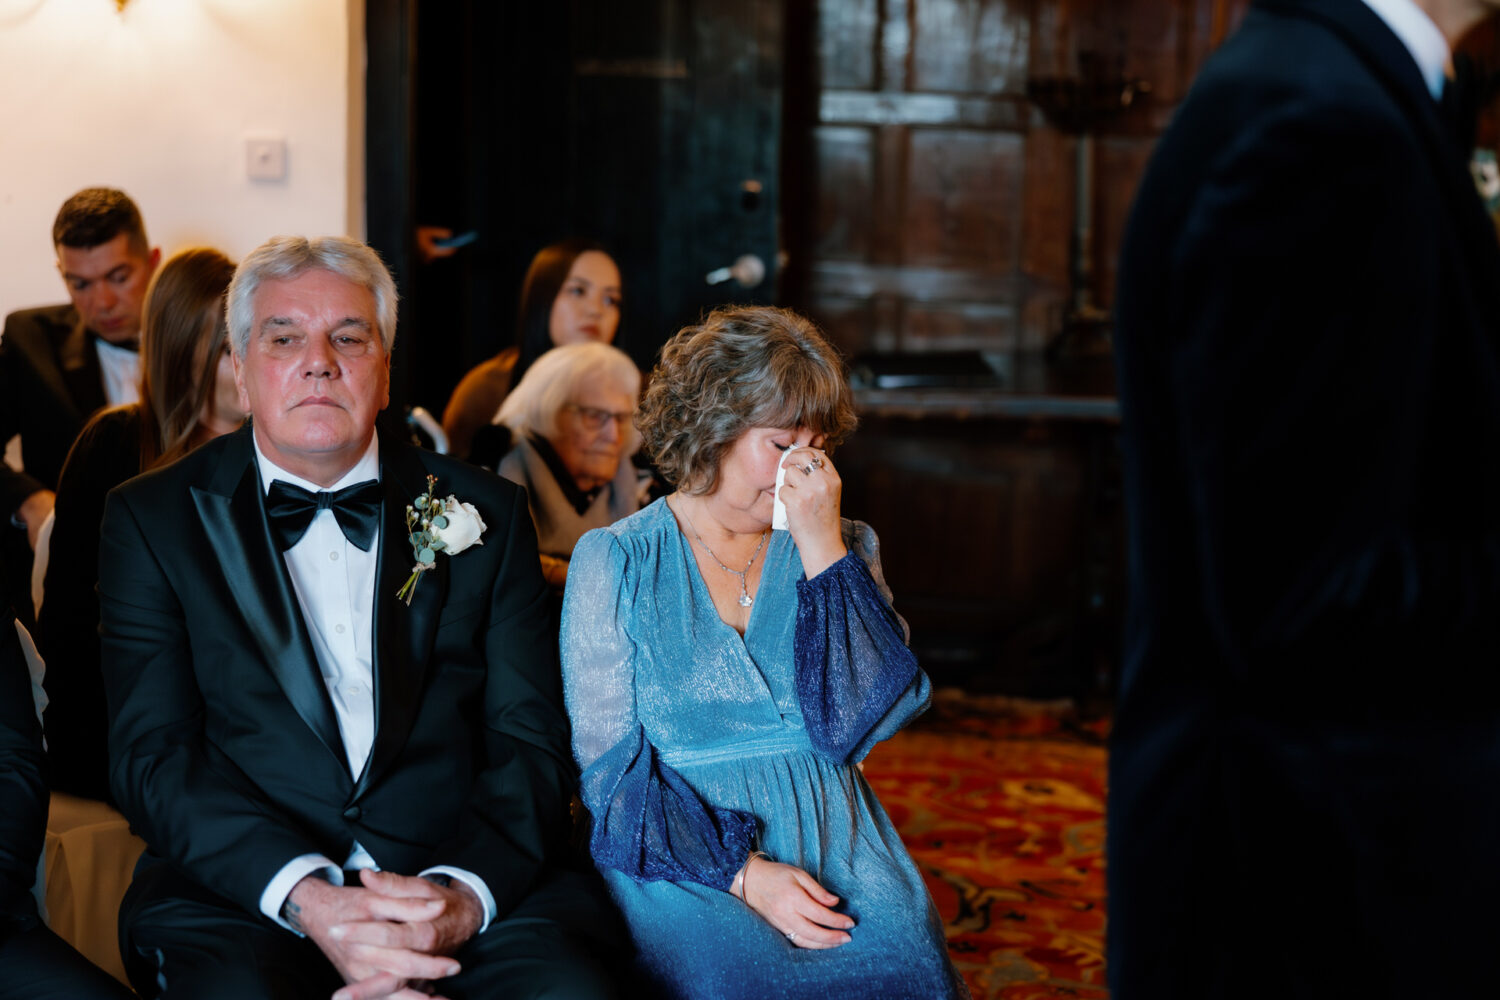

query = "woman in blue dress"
[[561, 306, 967, 999]]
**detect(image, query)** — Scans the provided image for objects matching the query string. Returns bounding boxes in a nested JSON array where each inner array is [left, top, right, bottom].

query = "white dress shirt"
[[94, 337, 140, 406], [250, 431, 496, 933], [1359, 0, 1449, 100]]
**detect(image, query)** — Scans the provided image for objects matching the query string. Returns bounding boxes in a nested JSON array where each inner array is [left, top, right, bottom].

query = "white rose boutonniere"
[[396, 474, 487, 606]]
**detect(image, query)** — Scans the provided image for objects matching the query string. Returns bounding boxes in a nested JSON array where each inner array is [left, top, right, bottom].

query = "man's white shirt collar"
[[94, 337, 141, 407], [1360, 0, 1450, 100], [252, 430, 381, 494]]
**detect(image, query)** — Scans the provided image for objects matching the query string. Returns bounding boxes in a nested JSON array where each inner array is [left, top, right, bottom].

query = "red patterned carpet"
[[862, 692, 1109, 999]]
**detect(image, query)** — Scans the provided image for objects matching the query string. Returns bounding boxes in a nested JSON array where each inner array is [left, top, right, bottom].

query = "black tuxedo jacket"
[[98, 424, 572, 922], [0, 304, 108, 514], [1111, 1, 1500, 996], [0, 609, 45, 936]]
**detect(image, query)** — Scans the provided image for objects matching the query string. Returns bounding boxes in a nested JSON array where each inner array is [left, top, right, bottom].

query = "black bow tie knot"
[[266, 479, 382, 552]]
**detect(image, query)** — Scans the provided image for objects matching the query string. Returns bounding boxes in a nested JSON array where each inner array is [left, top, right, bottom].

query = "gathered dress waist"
[[658, 730, 814, 769]]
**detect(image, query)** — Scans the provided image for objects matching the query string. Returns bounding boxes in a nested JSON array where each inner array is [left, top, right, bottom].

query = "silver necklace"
[[679, 503, 769, 608]]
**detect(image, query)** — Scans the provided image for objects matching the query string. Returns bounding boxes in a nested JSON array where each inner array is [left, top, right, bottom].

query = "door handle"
[[705, 254, 766, 289]]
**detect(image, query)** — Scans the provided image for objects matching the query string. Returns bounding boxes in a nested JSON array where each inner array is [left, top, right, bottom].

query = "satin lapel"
[[357, 438, 444, 798], [59, 316, 107, 414], [191, 427, 348, 770], [1270, 0, 1500, 330]]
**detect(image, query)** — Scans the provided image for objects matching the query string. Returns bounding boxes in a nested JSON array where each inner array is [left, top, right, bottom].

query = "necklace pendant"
[[738, 593, 753, 608]]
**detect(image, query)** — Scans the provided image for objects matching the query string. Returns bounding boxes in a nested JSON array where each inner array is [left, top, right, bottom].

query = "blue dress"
[[561, 499, 966, 999]]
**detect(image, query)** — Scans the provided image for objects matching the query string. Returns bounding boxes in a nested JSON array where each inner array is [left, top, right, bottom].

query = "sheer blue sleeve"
[[562, 528, 757, 889], [794, 521, 929, 765]]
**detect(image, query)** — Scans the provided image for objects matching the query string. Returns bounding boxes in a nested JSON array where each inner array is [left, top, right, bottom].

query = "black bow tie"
[[266, 479, 382, 552]]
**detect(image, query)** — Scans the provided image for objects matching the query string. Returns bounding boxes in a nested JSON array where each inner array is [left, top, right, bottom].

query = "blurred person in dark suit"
[[1111, 0, 1500, 997], [0, 188, 159, 626]]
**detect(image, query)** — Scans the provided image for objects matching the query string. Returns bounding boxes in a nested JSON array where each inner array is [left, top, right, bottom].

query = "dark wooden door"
[[367, 0, 784, 413]]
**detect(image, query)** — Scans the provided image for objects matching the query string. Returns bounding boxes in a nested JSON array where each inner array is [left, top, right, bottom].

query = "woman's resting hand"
[[739, 855, 855, 949]]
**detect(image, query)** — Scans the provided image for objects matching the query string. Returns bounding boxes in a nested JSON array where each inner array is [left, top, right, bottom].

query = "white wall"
[[0, 0, 363, 317]]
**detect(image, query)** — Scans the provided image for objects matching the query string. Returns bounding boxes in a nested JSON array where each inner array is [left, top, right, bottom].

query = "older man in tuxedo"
[[98, 236, 619, 999], [1110, 0, 1500, 997]]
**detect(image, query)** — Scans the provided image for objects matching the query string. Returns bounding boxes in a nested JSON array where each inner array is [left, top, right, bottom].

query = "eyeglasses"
[[565, 403, 635, 431]]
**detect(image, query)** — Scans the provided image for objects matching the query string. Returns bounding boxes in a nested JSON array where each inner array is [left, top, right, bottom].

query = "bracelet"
[[731, 850, 769, 902]]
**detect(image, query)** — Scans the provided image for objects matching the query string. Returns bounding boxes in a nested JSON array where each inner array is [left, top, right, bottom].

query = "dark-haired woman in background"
[[443, 239, 623, 463], [37, 247, 244, 802]]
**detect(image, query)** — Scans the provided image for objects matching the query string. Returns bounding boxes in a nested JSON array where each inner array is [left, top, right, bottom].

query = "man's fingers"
[[331, 971, 404, 1000], [336, 942, 462, 982], [332, 918, 441, 953], [356, 893, 446, 923], [330, 979, 448, 1000], [357, 869, 442, 899]]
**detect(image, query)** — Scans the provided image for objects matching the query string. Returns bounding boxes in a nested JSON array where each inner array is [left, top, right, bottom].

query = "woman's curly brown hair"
[[638, 305, 858, 495]]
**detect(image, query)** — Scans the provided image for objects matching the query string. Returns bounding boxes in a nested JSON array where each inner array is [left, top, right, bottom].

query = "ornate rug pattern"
[[862, 692, 1109, 999]]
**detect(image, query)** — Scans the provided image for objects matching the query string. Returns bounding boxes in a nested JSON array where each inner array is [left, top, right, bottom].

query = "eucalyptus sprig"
[[396, 474, 487, 606]]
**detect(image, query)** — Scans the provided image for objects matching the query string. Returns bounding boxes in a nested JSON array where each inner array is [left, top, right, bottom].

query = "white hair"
[[495, 341, 642, 453], [227, 235, 398, 356]]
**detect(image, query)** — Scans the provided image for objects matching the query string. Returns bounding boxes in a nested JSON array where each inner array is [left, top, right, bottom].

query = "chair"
[[44, 793, 145, 987]]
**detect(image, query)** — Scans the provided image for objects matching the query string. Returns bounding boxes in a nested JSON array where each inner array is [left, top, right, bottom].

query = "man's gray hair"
[[495, 341, 642, 453], [227, 236, 398, 356]]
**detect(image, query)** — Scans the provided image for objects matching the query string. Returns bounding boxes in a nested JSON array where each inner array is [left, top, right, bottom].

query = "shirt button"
[[329, 551, 339, 561], [335, 624, 346, 634]]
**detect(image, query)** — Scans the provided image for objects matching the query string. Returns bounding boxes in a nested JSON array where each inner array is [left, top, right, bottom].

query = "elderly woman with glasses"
[[493, 341, 648, 590], [560, 306, 966, 999]]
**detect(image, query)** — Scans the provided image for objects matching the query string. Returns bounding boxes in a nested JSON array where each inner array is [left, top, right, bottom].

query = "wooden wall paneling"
[[879, 0, 913, 91], [807, 296, 883, 356], [903, 300, 1019, 352], [810, 261, 1023, 301], [1028, 0, 1082, 78], [1020, 124, 1072, 346], [817, 0, 880, 89], [902, 129, 1024, 272], [873, 123, 910, 267], [819, 91, 1033, 128], [872, 293, 905, 354], [813, 126, 877, 260], [910, 0, 1031, 95], [837, 413, 1099, 695]]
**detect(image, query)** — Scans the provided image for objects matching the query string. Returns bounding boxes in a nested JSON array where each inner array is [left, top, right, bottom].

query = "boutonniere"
[[396, 474, 487, 606]]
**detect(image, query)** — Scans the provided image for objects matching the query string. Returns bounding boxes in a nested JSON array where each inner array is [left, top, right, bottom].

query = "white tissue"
[[773, 454, 792, 530]]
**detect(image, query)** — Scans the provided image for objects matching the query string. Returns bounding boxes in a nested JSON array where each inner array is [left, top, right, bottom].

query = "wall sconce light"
[[115, 0, 129, 10]]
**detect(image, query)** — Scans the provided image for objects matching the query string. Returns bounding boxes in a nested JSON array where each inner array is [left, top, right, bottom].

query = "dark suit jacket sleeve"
[[0, 611, 45, 932], [98, 489, 330, 915], [1158, 92, 1500, 683], [426, 483, 574, 919], [0, 316, 49, 514], [37, 408, 140, 802]]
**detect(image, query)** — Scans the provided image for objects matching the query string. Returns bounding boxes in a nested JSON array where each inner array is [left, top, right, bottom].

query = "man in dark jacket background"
[[1111, 0, 1500, 996], [0, 187, 158, 626]]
